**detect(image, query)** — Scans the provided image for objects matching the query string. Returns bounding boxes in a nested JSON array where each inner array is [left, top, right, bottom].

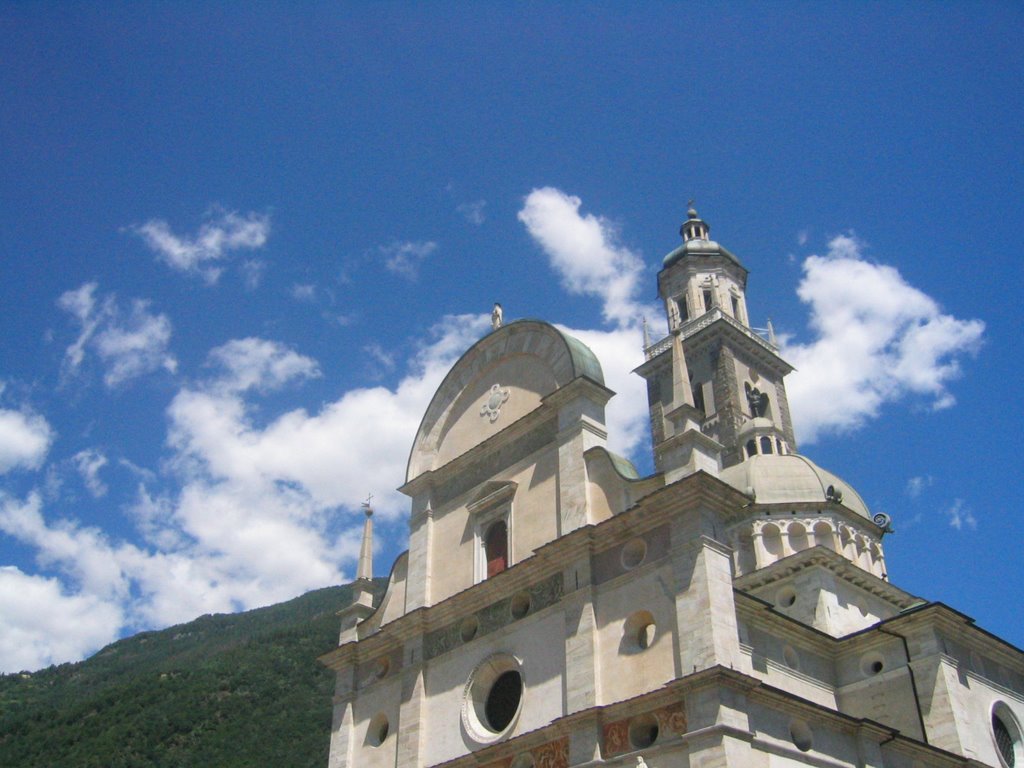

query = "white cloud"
[[290, 283, 316, 302], [0, 566, 122, 673], [782, 235, 984, 443], [457, 200, 487, 225], [517, 187, 657, 460], [364, 343, 396, 374], [205, 338, 320, 394], [241, 259, 267, 291], [905, 475, 933, 498], [559, 325, 648, 459], [380, 241, 437, 281], [945, 498, 977, 530], [132, 209, 270, 284], [518, 187, 656, 327], [73, 449, 108, 497], [0, 406, 53, 474], [59, 283, 177, 388]]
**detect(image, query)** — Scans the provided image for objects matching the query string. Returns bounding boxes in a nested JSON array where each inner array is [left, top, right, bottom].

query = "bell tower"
[[635, 206, 797, 477]]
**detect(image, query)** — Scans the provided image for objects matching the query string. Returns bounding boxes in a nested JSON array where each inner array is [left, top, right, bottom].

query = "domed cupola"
[[719, 449, 890, 580], [680, 206, 709, 242]]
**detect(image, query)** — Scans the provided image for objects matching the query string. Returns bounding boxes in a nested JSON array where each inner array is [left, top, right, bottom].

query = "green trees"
[[0, 581, 383, 768]]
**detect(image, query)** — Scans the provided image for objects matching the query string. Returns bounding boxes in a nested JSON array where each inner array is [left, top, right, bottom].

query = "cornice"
[[733, 546, 918, 608]]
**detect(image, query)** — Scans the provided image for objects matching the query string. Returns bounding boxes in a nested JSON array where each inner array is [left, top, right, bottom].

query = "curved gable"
[[406, 320, 603, 483]]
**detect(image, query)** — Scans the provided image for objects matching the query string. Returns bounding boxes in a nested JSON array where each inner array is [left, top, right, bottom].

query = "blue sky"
[[1, 3, 1021, 672]]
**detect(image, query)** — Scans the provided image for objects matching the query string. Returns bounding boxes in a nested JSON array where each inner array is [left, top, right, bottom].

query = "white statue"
[[491, 302, 503, 331], [635, 756, 649, 768]]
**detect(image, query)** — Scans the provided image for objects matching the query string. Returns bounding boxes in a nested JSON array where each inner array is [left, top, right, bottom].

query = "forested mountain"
[[0, 580, 384, 768]]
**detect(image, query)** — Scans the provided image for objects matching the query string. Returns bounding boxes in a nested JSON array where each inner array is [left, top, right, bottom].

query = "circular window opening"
[[374, 656, 390, 679], [462, 654, 525, 744], [623, 610, 656, 652], [621, 538, 648, 570], [460, 616, 479, 643], [789, 718, 813, 752], [783, 645, 800, 670], [860, 653, 885, 677], [992, 703, 1022, 767], [485, 671, 523, 732], [776, 586, 797, 609], [510, 592, 532, 620], [628, 713, 660, 748], [367, 712, 390, 747]]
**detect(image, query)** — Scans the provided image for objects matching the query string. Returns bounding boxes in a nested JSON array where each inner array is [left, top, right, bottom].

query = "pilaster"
[[563, 558, 598, 714], [396, 637, 427, 767], [672, 524, 742, 674]]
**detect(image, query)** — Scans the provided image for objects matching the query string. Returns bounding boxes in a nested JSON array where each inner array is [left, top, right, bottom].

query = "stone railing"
[[644, 308, 778, 360]]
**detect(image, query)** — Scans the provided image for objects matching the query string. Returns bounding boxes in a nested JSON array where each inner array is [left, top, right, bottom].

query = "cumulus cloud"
[[0, 316, 497, 669], [782, 235, 984, 443], [518, 187, 656, 327], [73, 449, 108, 497], [518, 187, 657, 459], [0, 566, 122, 673], [132, 209, 270, 284], [205, 338, 320, 394], [380, 241, 437, 281], [58, 283, 177, 388], [0, 405, 53, 474]]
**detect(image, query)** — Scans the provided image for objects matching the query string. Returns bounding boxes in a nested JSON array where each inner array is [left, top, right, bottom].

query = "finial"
[[767, 318, 777, 347], [642, 316, 652, 350], [687, 198, 698, 218], [361, 494, 374, 518]]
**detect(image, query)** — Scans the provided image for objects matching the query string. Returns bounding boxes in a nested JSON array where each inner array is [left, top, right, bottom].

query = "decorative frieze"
[[424, 572, 565, 661], [481, 736, 569, 768], [602, 702, 687, 758]]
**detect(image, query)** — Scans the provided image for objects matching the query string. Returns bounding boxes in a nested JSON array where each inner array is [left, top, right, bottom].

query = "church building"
[[319, 208, 1024, 768]]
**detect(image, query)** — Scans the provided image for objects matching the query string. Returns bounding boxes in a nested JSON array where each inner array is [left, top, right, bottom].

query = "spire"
[[338, 495, 378, 644], [357, 496, 374, 581]]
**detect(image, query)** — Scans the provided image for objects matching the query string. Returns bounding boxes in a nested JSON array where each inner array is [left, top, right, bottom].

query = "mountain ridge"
[[0, 580, 385, 768]]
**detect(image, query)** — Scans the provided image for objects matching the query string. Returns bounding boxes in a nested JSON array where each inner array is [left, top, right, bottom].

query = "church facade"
[[320, 209, 1024, 768]]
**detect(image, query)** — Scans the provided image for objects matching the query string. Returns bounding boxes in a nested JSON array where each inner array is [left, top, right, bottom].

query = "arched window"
[[485, 520, 508, 578], [760, 436, 774, 454], [746, 439, 757, 459]]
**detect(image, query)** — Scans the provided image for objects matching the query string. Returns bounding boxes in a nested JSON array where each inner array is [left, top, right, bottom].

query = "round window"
[[460, 616, 479, 643], [367, 712, 390, 747], [462, 654, 525, 744], [776, 586, 797, 608], [628, 713, 659, 748], [789, 718, 813, 752], [992, 703, 1022, 767], [623, 610, 656, 652], [621, 538, 647, 570], [510, 592, 532, 620]]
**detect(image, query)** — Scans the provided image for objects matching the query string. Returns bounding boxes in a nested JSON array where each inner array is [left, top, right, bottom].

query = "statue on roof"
[[491, 302, 503, 331]]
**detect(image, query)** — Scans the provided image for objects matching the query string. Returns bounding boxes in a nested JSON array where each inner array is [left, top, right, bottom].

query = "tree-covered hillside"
[[0, 580, 384, 768]]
